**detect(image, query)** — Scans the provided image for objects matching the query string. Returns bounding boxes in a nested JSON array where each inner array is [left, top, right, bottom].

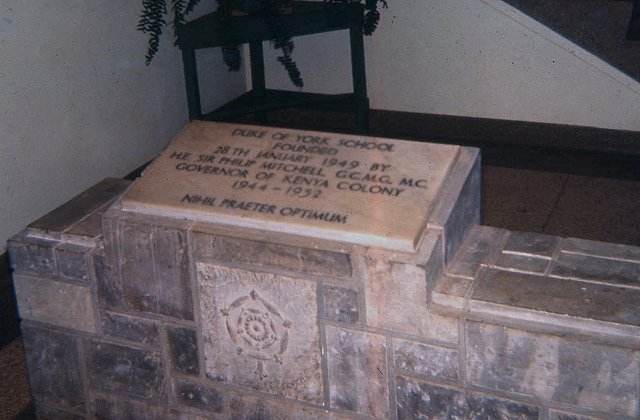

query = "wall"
[[262, 0, 640, 131], [0, 0, 245, 252]]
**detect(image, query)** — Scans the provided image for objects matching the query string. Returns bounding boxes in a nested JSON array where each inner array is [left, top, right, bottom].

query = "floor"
[[1, 111, 639, 419]]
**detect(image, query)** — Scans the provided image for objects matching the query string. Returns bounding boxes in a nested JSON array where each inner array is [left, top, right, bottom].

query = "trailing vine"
[[138, 0, 387, 86]]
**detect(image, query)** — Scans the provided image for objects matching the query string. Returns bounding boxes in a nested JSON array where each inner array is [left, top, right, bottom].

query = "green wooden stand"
[[176, 1, 370, 133]]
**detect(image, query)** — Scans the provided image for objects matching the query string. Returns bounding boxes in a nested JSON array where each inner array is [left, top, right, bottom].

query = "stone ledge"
[[435, 227, 640, 347]]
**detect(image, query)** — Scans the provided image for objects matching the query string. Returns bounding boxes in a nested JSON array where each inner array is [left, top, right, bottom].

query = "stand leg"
[[249, 41, 267, 124], [350, 26, 369, 134], [182, 49, 202, 120]]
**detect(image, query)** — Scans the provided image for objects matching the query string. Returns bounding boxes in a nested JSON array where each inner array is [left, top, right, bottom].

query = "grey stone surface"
[[167, 325, 199, 376], [466, 322, 640, 416], [174, 379, 223, 413], [551, 251, 640, 287], [365, 259, 459, 343], [93, 250, 124, 309], [119, 221, 156, 312], [193, 232, 351, 279], [56, 242, 91, 282], [100, 310, 161, 346], [22, 326, 85, 411], [447, 225, 505, 278], [8, 235, 57, 275], [84, 340, 166, 401], [492, 253, 549, 274], [65, 209, 105, 238], [226, 394, 346, 419], [197, 264, 323, 403], [321, 285, 359, 324], [28, 178, 130, 234], [472, 269, 640, 326], [35, 406, 85, 420], [14, 274, 96, 332], [429, 148, 481, 264], [503, 231, 559, 258], [153, 227, 193, 320], [548, 410, 605, 420], [393, 338, 459, 380], [431, 274, 472, 309], [94, 396, 148, 420], [326, 326, 388, 418], [561, 237, 640, 262], [395, 376, 539, 419]]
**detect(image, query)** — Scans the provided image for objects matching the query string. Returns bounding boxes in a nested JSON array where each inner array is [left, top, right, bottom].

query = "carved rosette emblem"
[[221, 290, 291, 378]]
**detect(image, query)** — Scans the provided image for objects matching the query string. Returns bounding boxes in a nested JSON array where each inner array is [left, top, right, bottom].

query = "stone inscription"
[[122, 121, 459, 251]]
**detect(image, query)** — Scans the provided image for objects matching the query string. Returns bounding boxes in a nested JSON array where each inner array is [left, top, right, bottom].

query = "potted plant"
[[138, 0, 388, 87]]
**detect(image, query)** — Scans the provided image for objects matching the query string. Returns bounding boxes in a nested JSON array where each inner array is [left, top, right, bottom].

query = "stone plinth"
[[9, 123, 640, 419]]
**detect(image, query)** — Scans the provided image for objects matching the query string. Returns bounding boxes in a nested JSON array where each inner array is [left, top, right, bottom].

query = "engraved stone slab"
[[197, 263, 323, 404], [122, 121, 459, 251]]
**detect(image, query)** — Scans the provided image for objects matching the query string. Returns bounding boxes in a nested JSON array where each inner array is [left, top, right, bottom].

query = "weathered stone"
[[322, 285, 359, 323], [94, 396, 148, 420], [548, 410, 605, 420], [56, 242, 91, 282], [447, 225, 505, 278], [100, 310, 160, 346], [93, 250, 123, 309], [119, 221, 157, 313], [174, 379, 223, 413], [428, 148, 481, 263], [551, 252, 640, 287], [28, 177, 130, 234], [431, 274, 472, 309], [365, 259, 458, 343], [193, 232, 351, 279], [65, 209, 105, 239], [472, 269, 640, 326], [395, 376, 539, 419], [197, 264, 323, 403], [14, 274, 96, 332], [503, 231, 559, 258], [325, 326, 388, 418], [84, 340, 166, 401], [35, 406, 85, 420], [8, 235, 57, 275], [492, 253, 549, 274], [167, 325, 199, 375], [393, 338, 459, 380], [466, 322, 640, 416], [22, 326, 85, 411], [227, 393, 347, 419], [561, 237, 640, 262], [153, 227, 193, 319]]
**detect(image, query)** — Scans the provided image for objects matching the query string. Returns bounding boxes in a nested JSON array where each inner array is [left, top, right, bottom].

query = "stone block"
[[428, 148, 481, 263], [551, 252, 640, 287], [8, 235, 57, 275], [153, 227, 193, 320], [466, 322, 640, 416], [167, 325, 199, 376], [393, 338, 459, 380], [94, 397, 148, 420], [35, 406, 85, 420], [548, 410, 605, 420], [197, 264, 323, 403], [447, 225, 505, 278], [227, 393, 347, 419], [14, 274, 96, 332], [395, 376, 539, 419], [561, 237, 640, 262], [431, 274, 472, 309], [174, 379, 223, 413], [84, 340, 166, 401], [22, 326, 85, 411], [492, 253, 549, 274], [100, 310, 160, 347], [28, 177, 130, 234], [56, 242, 91, 282], [119, 221, 157, 313], [365, 259, 459, 343], [193, 232, 351, 279], [325, 326, 388, 418], [321, 285, 359, 324], [93, 250, 123, 309], [472, 269, 640, 326], [503, 231, 559, 258]]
